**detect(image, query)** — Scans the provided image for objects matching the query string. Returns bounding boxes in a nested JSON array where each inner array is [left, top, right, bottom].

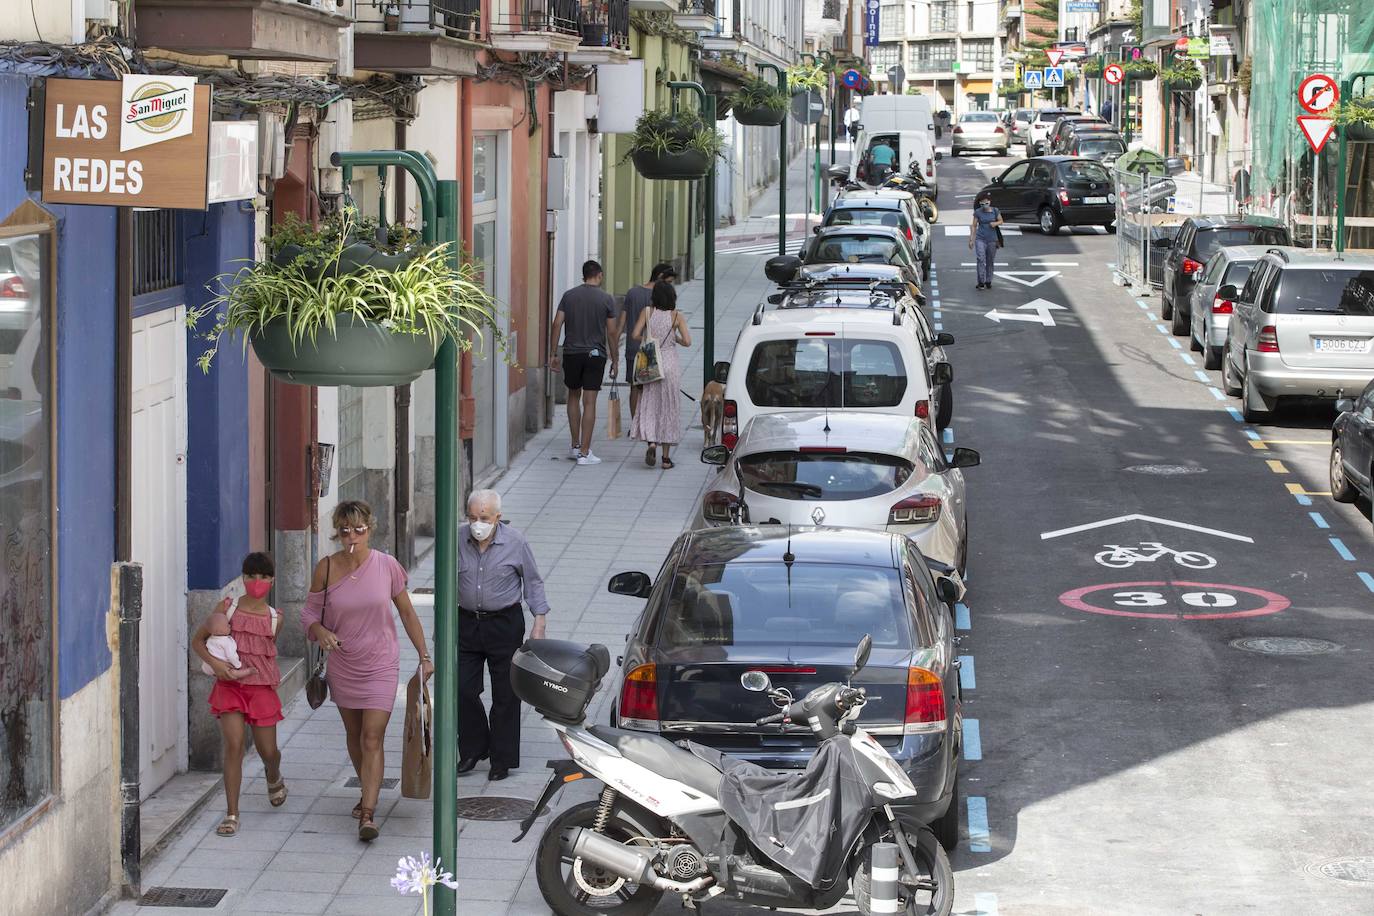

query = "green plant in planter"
[[626, 109, 726, 180], [1125, 60, 1158, 81], [729, 76, 788, 126], [189, 209, 498, 381], [1083, 60, 1103, 77], [1334, 97, 1374, 140], [1162, 65, 1202, 90], [786, 62, 827, 93]]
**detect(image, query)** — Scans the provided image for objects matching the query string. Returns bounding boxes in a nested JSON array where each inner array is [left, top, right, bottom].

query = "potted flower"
[[1125, 60, 1158, 82], [1083, 60, 1103, 78], [627, 109, 726, 181], [1334, 97, 1374, 142], [190, 209, 495, 387], [729, 76, 788, 126], [1163, 65, 1202, 91]]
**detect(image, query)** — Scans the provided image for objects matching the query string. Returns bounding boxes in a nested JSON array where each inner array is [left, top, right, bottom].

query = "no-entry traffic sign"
[[1297, 115, 1336, 154], [1104, 63, 1125, 85], [1298, 72, 1339, 115], [1046, 48, 1065, 67]]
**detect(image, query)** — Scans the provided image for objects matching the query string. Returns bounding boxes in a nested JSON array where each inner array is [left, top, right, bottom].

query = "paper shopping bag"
[[400, 671, 432, 799], [607, 386, 623, 439]]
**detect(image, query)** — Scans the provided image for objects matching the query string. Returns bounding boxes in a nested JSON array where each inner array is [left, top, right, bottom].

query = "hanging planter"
[[728, 76, 788, 126], [190, 211, 496, 388], [1125, 61, 1159, 82], [1162, 67, 1202, 91], [626, 109, 725, 181], [1334, 100, 1374, 142]]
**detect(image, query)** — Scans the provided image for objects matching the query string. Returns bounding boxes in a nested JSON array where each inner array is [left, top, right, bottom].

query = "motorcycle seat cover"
[[588, 725, 722, 796]]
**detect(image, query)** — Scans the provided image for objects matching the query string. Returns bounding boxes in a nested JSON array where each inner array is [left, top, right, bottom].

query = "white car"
[[1027, 108, 1082, 156], [696, 411, 979, 573]]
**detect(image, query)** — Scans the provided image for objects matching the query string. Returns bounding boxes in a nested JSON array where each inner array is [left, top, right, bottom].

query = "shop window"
[[0, 202, 56, 835]]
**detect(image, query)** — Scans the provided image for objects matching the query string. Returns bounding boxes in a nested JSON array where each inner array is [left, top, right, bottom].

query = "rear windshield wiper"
[[753, 481, 825, 498]]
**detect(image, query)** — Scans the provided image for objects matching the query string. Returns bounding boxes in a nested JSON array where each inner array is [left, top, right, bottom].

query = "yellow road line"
[[1266, 459, 1289, 474], [1285, 482, 1333, 498], [1258, 439, 1329, 446], [1248, 439, 1270, 450]]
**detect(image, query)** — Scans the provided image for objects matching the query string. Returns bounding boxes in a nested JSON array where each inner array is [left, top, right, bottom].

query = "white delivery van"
[[850, 129, 940, 200], [860, 94, 937, 147]]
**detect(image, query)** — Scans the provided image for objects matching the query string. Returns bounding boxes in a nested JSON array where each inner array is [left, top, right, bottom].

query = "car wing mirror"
[[935, 332, 955, 346], [935, 577, 960, 605], [934, 151, 943, 161], [950, 447, 980, 469], [608, 571, 653, 599], [932, 363, 953, 386], [1216, 283, 1239, 300], [700, 444, 730, 466], [1336, 397, 1356, 414]]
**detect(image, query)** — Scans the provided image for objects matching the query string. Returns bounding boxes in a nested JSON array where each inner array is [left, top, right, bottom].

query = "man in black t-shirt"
[[550, 260, 618, 465], [618, 262, 675, 418]]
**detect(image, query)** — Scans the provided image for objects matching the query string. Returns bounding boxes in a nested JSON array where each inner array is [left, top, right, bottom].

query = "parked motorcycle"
[[882, 166, 940, 225], [512, 635, 954, 916]]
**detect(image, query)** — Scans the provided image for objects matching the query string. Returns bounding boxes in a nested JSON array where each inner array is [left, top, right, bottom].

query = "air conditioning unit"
[[258, 112, 286, 181]]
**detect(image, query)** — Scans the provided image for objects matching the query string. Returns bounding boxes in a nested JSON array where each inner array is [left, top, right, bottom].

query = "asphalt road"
[[673, 147, 1374, 916]]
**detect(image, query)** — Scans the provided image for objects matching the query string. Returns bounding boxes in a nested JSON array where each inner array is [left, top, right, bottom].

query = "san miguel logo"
[[120, 74, 198, 151]]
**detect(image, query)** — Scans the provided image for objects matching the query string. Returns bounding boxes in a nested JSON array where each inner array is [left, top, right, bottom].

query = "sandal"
[[216, 814, 240, 837], [645, 445, 657, 467], [351, 800, 364, 820], [661, 457, 675, 470], [267, 777, 288, 807], [358, 807, 379, 842]]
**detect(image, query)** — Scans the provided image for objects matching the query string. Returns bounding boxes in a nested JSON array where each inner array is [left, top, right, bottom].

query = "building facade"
[[869, 0, 1007, 115]]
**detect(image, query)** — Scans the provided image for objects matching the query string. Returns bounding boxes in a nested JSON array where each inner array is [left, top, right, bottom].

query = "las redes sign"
[[42, 76, 211, 209]]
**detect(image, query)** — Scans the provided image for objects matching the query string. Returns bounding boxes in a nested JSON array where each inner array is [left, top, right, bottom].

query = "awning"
[[963, 79, 993, 93]]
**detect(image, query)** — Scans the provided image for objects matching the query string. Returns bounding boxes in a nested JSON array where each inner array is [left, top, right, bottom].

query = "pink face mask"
[[243, 579, 272, 600]]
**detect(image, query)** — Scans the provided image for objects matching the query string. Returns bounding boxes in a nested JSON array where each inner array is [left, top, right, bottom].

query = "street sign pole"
[[756, 63, 788, 258], [668, 82, 716, 386]]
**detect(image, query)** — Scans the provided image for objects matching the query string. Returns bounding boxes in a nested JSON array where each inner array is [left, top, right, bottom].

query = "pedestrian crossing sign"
[[1044, 67, 1065, 88], [1024, 70, 1043, 89]]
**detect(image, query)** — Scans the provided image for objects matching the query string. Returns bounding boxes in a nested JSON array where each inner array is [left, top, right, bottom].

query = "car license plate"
[[1313, 337, 1371, 353], [1084, 196, 1108, 204]]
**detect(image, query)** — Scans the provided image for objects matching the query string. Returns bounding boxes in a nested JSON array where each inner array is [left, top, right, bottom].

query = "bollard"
[[869, 841, 900, 914]]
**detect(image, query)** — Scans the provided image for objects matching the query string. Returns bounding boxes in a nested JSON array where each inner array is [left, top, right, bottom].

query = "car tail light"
[[0, 277, 25, 298], [915, 399, 930, 420], [704, 490, 743, 522], [759, 665, 817, 674], [1183, 257, 1204, 276], [1212, 296, 1234, 314], [889, 494, 941, 525], [1258, 325, 1279, 353], [722, 400, 738, 449], [619, 664, 659, 726], [994, 125, 1005, 134], [905, 226, 914, 241], [953, 126, 963, 135], [925, 157, 932, 175], [904, 667, 946, 732], [1058, 190, 1071, 206]]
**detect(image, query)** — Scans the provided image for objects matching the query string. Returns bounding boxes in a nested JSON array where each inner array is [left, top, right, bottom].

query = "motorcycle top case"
[[511, 639, 610, 724]]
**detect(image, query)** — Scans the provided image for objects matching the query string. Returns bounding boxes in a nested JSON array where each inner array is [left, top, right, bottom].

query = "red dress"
[[208, 605, 283, 727]]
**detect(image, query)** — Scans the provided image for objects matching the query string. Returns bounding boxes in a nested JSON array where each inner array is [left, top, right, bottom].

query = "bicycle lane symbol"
[[1094, 542, 1217, 570]]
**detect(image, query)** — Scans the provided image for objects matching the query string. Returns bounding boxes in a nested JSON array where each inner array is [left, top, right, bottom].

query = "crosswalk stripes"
[[713, 240, 804, 256]]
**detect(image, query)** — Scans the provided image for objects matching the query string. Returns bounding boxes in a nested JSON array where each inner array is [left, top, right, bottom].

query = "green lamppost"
[[666, 81, 719, 386], [755, 62, 789, 257]]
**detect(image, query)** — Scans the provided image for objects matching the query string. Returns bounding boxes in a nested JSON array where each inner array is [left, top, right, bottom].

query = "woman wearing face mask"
[[301, 500, 433, 841], [969, 193, 1004, 290]]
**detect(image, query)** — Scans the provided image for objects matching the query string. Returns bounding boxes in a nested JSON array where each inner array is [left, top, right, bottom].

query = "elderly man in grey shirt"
[[457, 488, 549, 781]]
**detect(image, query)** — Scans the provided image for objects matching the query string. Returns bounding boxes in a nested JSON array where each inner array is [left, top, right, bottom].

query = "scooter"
[[882, 166, 940, 225], [514, 636, 954, 916]]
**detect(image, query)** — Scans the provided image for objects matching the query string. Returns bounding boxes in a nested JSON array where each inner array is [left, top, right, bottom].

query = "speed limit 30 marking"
[[1059, 581, 1290, 620]]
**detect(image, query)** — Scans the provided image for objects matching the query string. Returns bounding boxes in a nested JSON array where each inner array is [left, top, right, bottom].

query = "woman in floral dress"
[[629, 281, 691, 468]]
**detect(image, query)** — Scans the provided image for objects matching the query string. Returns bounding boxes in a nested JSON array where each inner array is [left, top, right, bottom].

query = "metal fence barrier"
[[1113, 167, 1236, 293]]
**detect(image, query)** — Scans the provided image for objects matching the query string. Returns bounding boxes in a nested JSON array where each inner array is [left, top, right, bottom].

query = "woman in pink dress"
[[629, 280, 692, 468], [301, 500, 433, 841]]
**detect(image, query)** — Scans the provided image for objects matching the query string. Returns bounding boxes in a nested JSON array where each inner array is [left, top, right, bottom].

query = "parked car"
[[976, 156, 1116, 234], [695, 411, 978, 572], [715, 297, 949, 446], [1331, 379, 1374, 518], [1223, 248, 1374, 421], [1027, 108, 1081, 156], [808, 190, 932, 279], [950, 111, 1009, 157], [1008, 108, 1035, 145], [606, 525, 966, 848], [1061, 131, 1126, 163], [1046, 116, 1109, 154], [1160, 217, 1291, 334], [0, 239, 35, 338], [799, 226, 925, 291], [1187, 244, 1268, 369]]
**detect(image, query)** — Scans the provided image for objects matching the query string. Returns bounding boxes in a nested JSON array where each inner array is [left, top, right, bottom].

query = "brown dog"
[[700, 380, 725, 447]]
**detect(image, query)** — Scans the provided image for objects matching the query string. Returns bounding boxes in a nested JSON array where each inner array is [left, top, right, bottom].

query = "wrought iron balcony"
[[134, 0, 350, 62], [570, 0, 631, 64], [490, 0, 584, 53], [822, 0, 841, 21], [675, 0, 717, 31], [353, 1, 482, 75], [628, 0, 676, 10]]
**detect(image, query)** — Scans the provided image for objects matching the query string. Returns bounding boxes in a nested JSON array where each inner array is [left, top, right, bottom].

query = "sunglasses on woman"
[[337, 525, 370, 535]]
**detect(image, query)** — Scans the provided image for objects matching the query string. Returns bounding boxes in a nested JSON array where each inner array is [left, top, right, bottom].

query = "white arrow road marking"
[[999, 270, 1061, 287], [984, 298, 1066, 326], [1040, 513, 1255, 542]]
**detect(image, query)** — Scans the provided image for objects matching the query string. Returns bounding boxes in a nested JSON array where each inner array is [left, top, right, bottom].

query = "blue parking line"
[[1194, 370, 1211, 383], [967, 796, 991, 852], [943, 427, 954, 444], [1226, 407, 1244, 422], [1179, 353, 1197, 366], [933, 310, 942, 319], [1167, 338, 1183, 350], [1331, 538, 1356, 561], [1359, 572, 1374, 593], [1293, 491, 1313, 507], [934, 322, 944, 331], [1244, 428, 1262, 440], [955, 602, 970, 630], [958, 655, 976, 690], [1208, 387, 1226, 401], [964, 718, 983, 760], [1310, 512, 1330, 529], [1136, 300, 1150, 309], [1155, 324, 1169, 334], [974, 893, 1001, 916]]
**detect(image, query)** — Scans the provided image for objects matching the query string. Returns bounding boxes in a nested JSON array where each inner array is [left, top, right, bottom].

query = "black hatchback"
[[606, 525, 966, 849], [1159, 217, 1291, 334], [976, 156, 1116, 235]]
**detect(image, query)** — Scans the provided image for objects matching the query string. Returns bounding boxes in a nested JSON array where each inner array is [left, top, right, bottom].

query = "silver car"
[[696, 411, 979, 573], [1009, 108, 1035, 145], [1223, 248, 1374, 420], [951, 111, 1009, 156], [1188, 245, 1267, 370]]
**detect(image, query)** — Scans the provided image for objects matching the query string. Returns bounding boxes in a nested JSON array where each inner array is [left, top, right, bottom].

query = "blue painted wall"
[[0, 75, 117, 699], [185, 204, 253, 590]]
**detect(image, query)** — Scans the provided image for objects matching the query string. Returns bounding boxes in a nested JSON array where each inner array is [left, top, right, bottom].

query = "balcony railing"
[[821, 0, 841, 20], [354, 0, 481, 38], [580, 0, 630, 50], [679, 0, 716, 15], [676, 0, 716, 29], [496, 0, 582, 36]]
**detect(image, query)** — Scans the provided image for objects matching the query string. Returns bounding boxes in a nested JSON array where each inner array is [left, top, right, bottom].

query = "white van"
[[850, 129, 940, 200], [860, 95, 936, 148]]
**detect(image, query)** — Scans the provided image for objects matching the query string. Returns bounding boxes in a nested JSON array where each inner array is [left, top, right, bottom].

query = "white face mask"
[[470, 520, 495, 541]]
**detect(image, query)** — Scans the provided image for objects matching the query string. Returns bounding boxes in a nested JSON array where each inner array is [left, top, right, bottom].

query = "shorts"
[[209, 680, 284, 727], [625, 347, 640, 387], [563, 351, 607, 391]]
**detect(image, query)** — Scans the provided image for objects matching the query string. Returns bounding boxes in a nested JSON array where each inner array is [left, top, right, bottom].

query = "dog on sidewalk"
[[700, 380, 725, 447]]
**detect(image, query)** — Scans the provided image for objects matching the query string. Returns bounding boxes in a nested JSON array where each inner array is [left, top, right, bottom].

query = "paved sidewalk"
[[716, 140, 851, 246]]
